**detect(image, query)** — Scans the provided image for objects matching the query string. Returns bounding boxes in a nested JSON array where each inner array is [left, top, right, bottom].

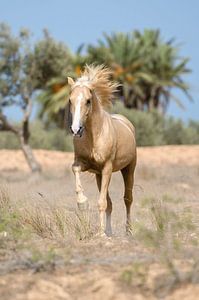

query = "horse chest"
[[91, 148, 104, 164], [77, 147, 104, 171], [74, 134, 112, 170]]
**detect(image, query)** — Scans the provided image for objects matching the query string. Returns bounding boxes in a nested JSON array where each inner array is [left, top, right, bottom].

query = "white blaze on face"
[[71, 92, 83, 134]]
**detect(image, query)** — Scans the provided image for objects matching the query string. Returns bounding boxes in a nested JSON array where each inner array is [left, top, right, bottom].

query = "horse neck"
[[85, 92, 105, 144]]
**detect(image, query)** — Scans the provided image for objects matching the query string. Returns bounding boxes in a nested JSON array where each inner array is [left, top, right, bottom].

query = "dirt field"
[[0, 146, 199, 300]]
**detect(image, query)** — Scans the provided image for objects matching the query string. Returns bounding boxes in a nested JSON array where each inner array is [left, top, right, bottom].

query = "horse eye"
[[86, 99, 91, 105]]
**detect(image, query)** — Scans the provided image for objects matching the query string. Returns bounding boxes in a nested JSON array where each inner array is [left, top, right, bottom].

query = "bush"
[[112, 102, 164, 146], [0, 107, 198, 149], [163, 118, 199, 145], [0, 131, 20, 149], [111, 101, 199, 146], [30, 121, 73, 151], [0, 121, 73, 151]]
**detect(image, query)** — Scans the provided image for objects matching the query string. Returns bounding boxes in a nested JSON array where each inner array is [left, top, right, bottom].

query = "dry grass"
[[23, 206, 94, 241], [1, 186, 199, 298], [0, 147, 199, 299], [123, 195, 199, 297], [0, 191, 94, 242]]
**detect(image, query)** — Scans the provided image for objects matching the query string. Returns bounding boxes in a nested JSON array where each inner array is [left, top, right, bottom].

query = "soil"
[[0, 145, 199, 300]]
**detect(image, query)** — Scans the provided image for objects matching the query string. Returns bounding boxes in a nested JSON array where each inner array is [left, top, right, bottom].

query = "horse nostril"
[[77, 126, 82, 134], [77, 126, 84, 136]]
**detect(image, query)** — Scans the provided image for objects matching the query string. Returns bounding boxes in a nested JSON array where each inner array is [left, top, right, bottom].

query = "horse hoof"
[[77, 200, 89, 211], [126, 226, 133, 236], [105, 230, 112, 237], [95, 231, 106, 238], [95, 228, 112, 238]]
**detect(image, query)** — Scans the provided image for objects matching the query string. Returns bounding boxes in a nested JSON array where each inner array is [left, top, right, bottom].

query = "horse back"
[[111, 114, 135, 136]]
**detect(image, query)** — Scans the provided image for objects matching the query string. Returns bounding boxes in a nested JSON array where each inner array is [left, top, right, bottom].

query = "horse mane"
[[73, 65, 119, 108]]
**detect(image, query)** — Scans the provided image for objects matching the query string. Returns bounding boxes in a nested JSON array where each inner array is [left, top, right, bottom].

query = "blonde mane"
[[73, 65, 119, 108]]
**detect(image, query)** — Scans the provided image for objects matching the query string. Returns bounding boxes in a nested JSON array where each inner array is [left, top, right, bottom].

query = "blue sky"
[[0, 0, 198, 121]]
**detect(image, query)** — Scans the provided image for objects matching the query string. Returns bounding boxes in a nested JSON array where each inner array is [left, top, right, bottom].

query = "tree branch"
[[0, 112, 20, 135]]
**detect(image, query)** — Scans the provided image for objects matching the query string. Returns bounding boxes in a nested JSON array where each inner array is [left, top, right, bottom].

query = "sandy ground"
[[0, 145, 199, 173], [0, 146, 199, 300]]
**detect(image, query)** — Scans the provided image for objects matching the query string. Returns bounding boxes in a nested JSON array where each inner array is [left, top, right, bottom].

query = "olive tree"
[[0, 23, 72, 172]]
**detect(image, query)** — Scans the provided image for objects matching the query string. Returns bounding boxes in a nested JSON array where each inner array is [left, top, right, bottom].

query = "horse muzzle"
[[70, 125, 84, 137]]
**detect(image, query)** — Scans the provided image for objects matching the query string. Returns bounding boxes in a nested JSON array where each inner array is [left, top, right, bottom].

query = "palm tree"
[[133, 30, 192, 111], [37, 46, 88, 128], [87, 30, 192, 111], [37, 29, 192, 129], [87, 32, 146, 109], [37, 78, 69, 128]]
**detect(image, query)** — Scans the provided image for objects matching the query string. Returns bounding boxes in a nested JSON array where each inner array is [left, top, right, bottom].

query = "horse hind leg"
[[121, 162, 135, 233], [96, 174, 112, 236], [105, 193, 112, 236]]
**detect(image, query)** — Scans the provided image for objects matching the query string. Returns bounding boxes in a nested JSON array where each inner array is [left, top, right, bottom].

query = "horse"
[[67, 65, 137, 236]]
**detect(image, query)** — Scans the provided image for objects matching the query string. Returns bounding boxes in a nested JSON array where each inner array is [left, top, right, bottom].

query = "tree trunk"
[[0, 112, 41, 173], [19, 117, 42, 173], [19, 135, 41, 173]]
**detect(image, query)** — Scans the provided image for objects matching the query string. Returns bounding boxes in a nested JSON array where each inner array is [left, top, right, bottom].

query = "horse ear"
[[67, 77, 75, 87]]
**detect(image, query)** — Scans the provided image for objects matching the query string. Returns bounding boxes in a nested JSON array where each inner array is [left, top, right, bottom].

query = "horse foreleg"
[[97, 163, 112, 235], [72, 164, 88, 210], [96, 174, 112, 236]]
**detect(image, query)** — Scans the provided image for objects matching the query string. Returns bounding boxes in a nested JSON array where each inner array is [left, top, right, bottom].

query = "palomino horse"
[[68, 65, 136, 236]]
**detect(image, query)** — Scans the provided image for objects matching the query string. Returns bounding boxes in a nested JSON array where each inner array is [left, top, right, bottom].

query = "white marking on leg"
[[72, 165, 88, 205], [72, 93, 83, 134]]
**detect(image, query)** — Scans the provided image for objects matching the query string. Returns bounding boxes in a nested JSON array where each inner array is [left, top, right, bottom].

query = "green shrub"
[[112, 102, 165, 146], [163, 117, 199, 145], [111, 101, 199, 146], [30, 121, 73, 151], [0, 121, 73, 151], [0, 107, 198, 149], [0, 131, 20, 149]]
